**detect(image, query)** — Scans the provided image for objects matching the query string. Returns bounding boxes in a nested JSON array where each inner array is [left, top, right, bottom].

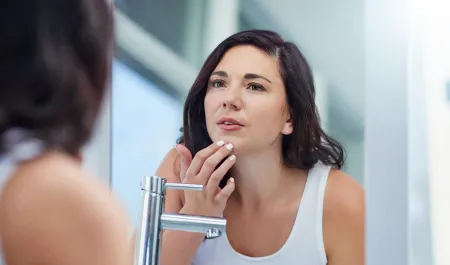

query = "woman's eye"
[[209, 80, 225, 88], [248, 83, 265, 91]]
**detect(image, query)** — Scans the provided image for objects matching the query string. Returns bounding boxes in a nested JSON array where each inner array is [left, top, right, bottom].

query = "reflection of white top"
[[193, 162, 331, 265], [0, 129, 45, 265]]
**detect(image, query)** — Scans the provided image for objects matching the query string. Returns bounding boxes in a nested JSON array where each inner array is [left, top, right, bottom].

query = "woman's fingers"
[[205, 154, 236, 198], [175, 144, 192, 181], [215, 177, 235, 203], [183, 141, 224, 182], [197, 143, 233, 184], [180, 141, 235, 217]]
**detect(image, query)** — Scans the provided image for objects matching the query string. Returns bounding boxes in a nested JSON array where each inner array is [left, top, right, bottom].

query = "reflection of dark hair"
[[0, 0, 114, 156], [178, 30, 344, 187]]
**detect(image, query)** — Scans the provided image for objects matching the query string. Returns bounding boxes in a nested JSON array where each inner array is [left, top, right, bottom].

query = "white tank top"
[[193, 162, 331, 265], [0, 129, 45, 265]]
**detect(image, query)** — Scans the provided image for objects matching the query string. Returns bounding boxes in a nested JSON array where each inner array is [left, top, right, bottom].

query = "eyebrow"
[[211, 71, 272, 83]]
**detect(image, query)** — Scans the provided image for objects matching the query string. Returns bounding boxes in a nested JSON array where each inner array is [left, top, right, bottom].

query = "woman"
[[0, 1, 132, 265], [156, 30, 364, 265]]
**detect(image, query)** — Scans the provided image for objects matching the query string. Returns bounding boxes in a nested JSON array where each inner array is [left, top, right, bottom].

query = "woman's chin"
[[227, 144, 251, 156]]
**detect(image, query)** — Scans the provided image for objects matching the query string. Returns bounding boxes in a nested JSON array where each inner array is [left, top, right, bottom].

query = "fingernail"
[[229, 177, 235, 183], [225, 143, 233, 150], [229, 155, 236, 161], [217, 140, 225, 147]]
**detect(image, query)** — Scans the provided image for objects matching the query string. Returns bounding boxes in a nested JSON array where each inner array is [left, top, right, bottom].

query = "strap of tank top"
[[314, 162, 330, 264], [295, 161, 330, 264], [0, 129, 45, 190], [1, 129, 45, 161]]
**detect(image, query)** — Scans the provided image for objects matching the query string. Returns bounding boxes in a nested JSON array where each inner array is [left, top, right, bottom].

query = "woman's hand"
[[175, 141, 236, 217]]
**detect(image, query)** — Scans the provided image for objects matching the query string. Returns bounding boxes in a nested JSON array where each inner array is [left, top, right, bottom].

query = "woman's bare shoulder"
[[156, 147, 186, 208], [324, 169, 365, 217], [0, 152, 131, 265], [155, 146, 182, 182], [322, 169, 365, 264]]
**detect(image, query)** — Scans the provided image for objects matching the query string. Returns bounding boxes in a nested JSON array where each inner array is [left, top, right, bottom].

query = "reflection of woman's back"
[[0, 2, 132, 265]]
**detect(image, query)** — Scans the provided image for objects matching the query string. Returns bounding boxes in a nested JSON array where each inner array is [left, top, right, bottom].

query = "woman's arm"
[[0, 156, 132, 265], [323, 170, 365, 265]]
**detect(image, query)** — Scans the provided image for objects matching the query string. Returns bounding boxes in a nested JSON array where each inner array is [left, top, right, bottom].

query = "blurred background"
[[81, 0, 449, 264]]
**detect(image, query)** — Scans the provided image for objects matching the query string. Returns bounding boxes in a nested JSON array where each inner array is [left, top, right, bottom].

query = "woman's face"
[[204, 45, 293, 154]]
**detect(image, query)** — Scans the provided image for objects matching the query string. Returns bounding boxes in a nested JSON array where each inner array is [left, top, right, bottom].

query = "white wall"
[[364, 0, 410, 264], [421, 1, 450, 264]]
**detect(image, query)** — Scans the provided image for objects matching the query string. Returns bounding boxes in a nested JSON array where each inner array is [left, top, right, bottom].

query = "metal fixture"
[[134, 175, 227, 265]]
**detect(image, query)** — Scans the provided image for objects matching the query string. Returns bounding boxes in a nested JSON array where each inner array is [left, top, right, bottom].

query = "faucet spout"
[[161, 213, 226, 235]]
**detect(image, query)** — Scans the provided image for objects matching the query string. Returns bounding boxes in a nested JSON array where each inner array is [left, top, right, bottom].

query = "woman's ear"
[[281, 116, 293, 135], [281, 106, 293, 135]]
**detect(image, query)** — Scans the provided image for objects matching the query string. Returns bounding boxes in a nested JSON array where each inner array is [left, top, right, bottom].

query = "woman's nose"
[[222, 89, 243, 110]]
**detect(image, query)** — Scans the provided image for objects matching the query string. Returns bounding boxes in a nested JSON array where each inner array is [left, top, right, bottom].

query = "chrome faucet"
[[133, 175, 227, 265]]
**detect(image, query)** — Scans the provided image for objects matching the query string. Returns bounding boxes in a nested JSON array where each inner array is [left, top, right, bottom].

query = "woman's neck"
[[229, 147, 307, 211]]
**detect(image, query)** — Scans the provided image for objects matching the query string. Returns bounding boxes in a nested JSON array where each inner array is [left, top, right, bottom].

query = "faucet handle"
[[141, 176, 203, 194], [163, 183, 223, 239], [165, 183, 203, 191]]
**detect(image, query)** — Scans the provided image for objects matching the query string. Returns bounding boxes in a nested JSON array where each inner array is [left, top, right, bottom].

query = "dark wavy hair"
[[0, 0, 114, 156], [178, 30, 344, 187]]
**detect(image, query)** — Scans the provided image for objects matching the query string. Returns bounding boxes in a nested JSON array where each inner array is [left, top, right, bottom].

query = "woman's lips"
[[218, 123, 243, 131]]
